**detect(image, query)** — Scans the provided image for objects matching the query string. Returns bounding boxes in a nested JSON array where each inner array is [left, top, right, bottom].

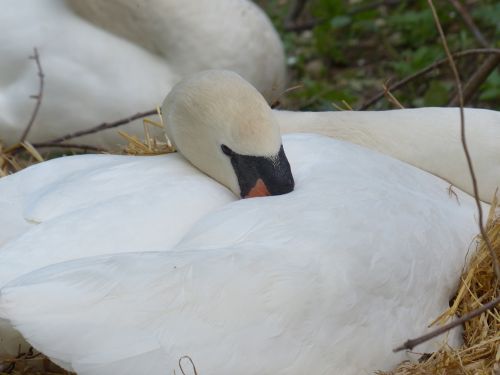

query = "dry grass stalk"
[[0, 141, 45, 177], [382, 83, 405, 109], [380, 196, 500, 375], [119, 112, 175, 156]]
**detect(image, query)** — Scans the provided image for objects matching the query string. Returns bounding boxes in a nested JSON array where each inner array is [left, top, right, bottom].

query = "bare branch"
[[31, 142, 107, 153], [393, 295, 500, 352], [449, 54, 500, 106], [359, 48, 500, 109], [286, 0, 309, 24], [283, 0, 323, 32], [447, 0, 498, 106], [448, 0, 489, 48], [427, 0, 500, 283], [284, 0, 408, 32], [19, 47, 44, 143], [284, 19, 323, 32], [349, 0, 408, 15], [43, 109, 158, 144]]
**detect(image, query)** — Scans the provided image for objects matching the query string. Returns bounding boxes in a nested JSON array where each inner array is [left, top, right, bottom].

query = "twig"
[[8, 142, 107, 155], [348, 0, 407, 15], [284, 19, 324, 32], [393, 295, 500, 352], [178, 356, 198, 375], [19, 48, 44, 143], [448, 0, 489, 48], [284, 0, 407, 32], [286, 0, 309, 24], [448, 0, 497, 105], [284, 0, 322, 32], [428, 0, 500, 284], [31, 142, 107, 153], [449, 54, 500, 106], [270, 84, 303, 109], [42, 109, 157, 144], [359, 48, 500, 109], [382, 82, 405, 109]]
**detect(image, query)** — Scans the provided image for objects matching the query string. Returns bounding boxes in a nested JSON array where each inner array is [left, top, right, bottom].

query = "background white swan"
[[0, 71, 487, 374], [0, 0, 285, 146]]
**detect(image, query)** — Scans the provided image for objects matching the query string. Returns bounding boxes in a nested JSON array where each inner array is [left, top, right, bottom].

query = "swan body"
[[0, 70, 487, 374], [0, 0, 285, 146], [0, 133, 481, 374], [0, 153, 235, 356], [276, 108, 500, 204]]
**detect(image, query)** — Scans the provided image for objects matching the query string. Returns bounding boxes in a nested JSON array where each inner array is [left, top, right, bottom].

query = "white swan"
[[0, 0, 285, 146], [0, 70, 293, 355], [0, 71, 486, 374]]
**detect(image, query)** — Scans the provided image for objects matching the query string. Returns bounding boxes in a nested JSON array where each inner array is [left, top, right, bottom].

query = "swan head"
[[162, 70, 294, 198]]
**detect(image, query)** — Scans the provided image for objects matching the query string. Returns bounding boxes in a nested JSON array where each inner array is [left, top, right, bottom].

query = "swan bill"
[[222, 144, 294, 198]]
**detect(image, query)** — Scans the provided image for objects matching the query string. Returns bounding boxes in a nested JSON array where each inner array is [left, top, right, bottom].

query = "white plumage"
[[0, 0, 285, 146], [0, 134, 482, 374], [276, 107, 500, 203], [0, 71, 489, 374]]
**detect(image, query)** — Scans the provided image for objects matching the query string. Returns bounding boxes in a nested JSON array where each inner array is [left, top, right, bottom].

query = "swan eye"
[[221, 144, 234, 156]]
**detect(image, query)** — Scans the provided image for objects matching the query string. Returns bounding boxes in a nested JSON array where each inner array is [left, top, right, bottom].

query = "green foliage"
[[480, 70, 500, 102], [472, 3, 500, 41], [258, 0, 500, 110]]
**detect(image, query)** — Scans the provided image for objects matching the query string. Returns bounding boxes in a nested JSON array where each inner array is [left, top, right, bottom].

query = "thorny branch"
[[359, 48, 500, 109], [19, 48, 44, 143]]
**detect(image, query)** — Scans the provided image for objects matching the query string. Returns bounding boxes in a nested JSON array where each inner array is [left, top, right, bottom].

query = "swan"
[[0, 69, 293, 355], [0, 0, 285, 146], [0, 70, 487, 374]]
